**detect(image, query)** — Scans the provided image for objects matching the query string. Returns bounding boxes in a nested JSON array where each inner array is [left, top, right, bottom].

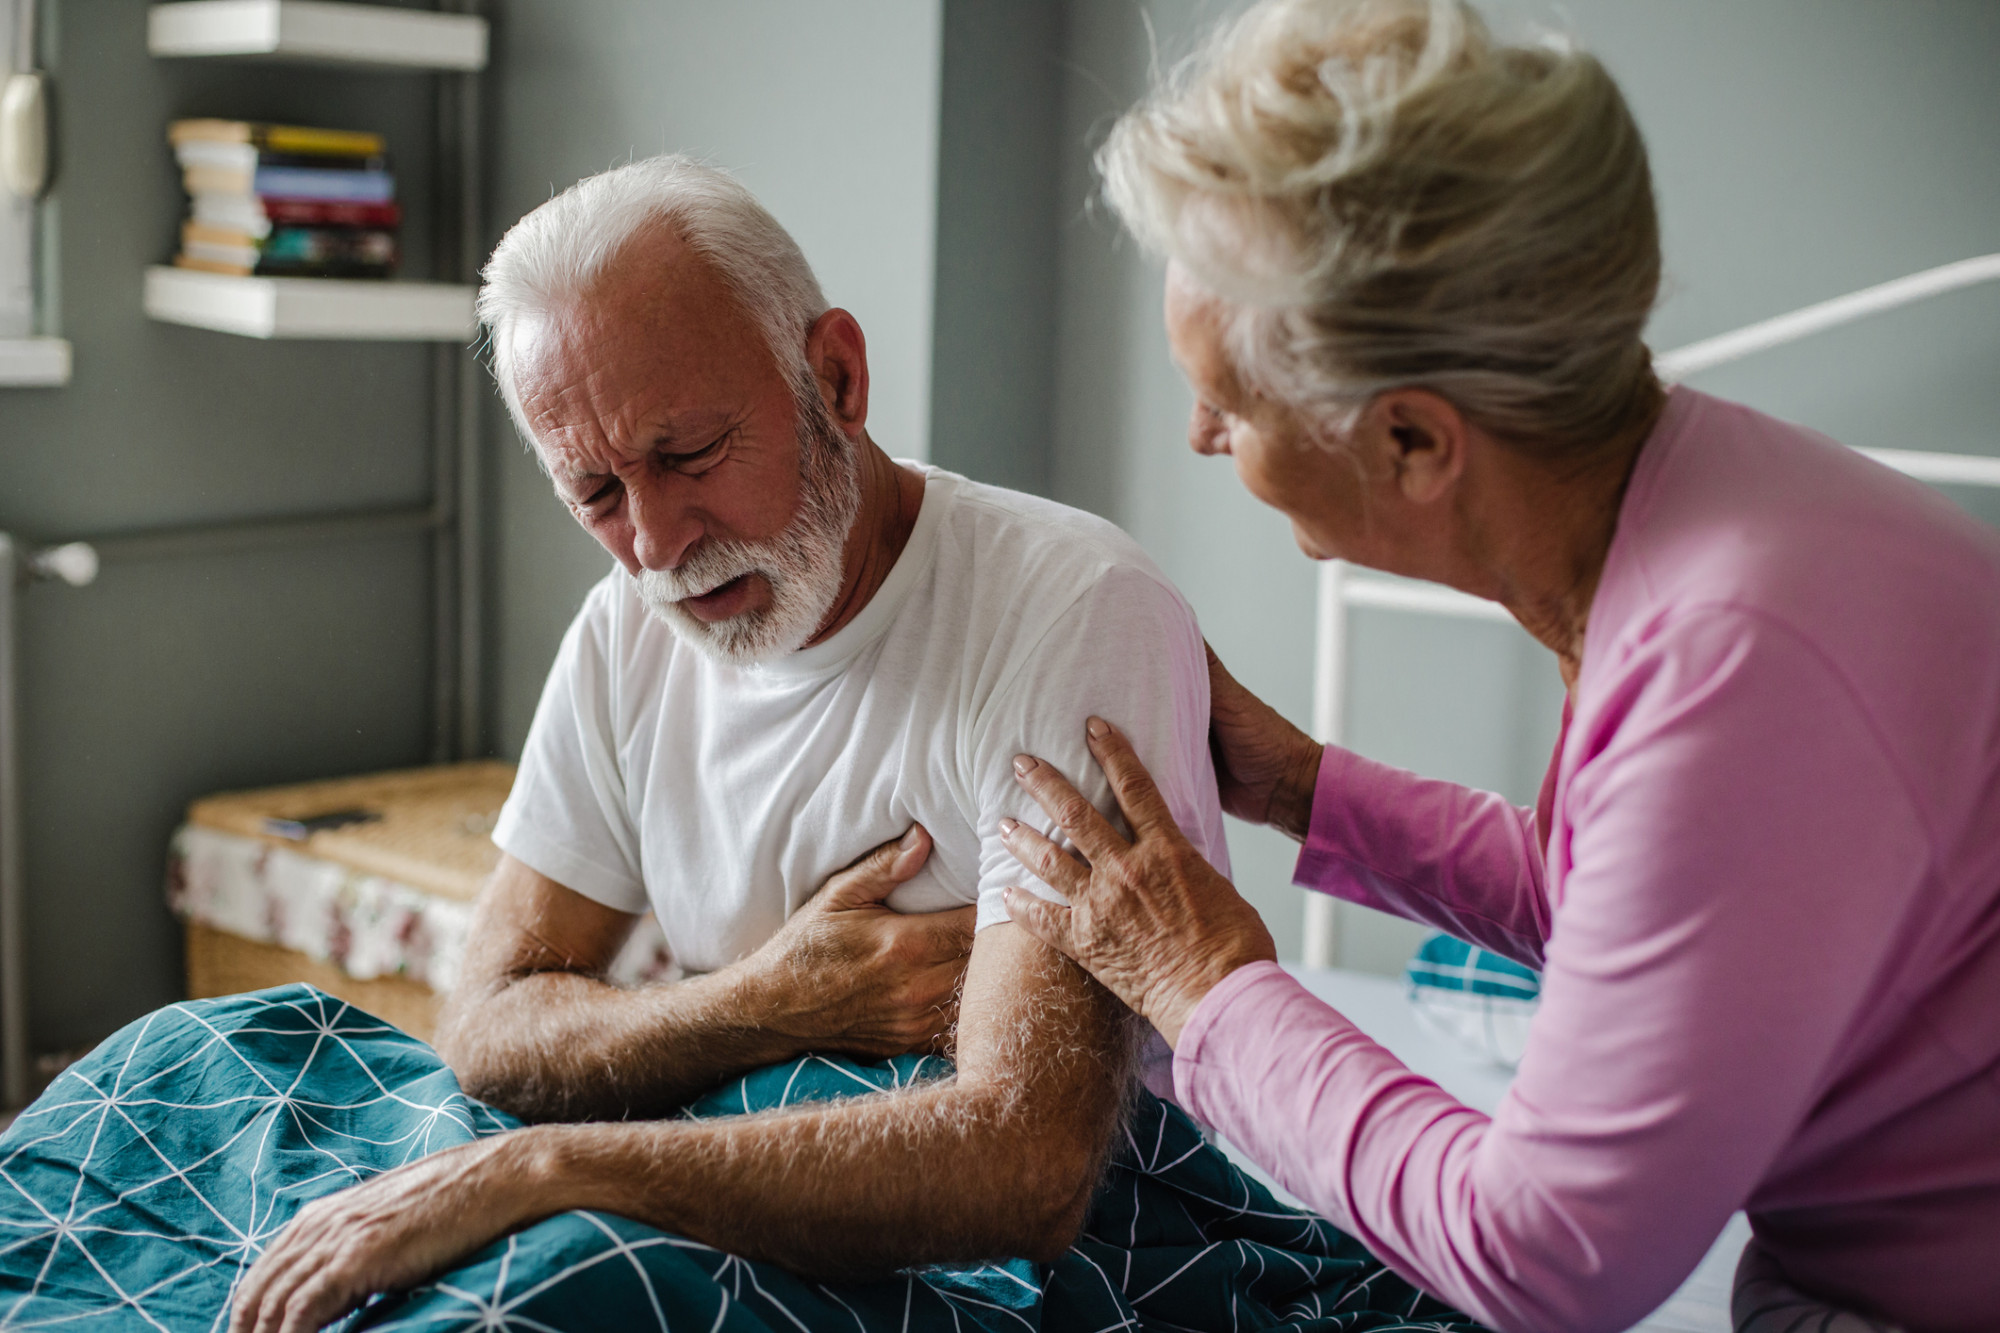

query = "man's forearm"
[[439, 965, 805, 1122], [501, 1073, 1109, 1276], [441, 851, 972, 1124], [461, 926, 1136, 1277]]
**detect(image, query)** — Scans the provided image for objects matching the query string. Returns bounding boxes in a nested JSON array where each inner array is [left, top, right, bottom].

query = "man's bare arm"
[[438, 834, 974, 1122], [233, 923, 1134, 1331], [536, 922, 1134, 1271]]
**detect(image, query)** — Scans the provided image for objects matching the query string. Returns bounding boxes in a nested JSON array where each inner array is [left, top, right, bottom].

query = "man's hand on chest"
[[743, 824, 975, 1058]]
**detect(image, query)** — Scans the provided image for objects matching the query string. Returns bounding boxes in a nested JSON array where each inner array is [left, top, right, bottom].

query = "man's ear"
[[1369, 389, 1469, 505], [804, 308, 871, 442]]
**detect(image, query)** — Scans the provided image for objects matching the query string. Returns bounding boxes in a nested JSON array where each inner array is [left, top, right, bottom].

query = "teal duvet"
[[0, 986, 1483, 1331]]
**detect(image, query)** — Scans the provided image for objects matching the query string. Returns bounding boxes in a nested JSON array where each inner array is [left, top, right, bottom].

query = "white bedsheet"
[[1205, 966, 1742, 1333]]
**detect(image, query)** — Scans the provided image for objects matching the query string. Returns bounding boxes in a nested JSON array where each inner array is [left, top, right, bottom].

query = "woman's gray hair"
[[478, 154, 830, 445], [1101, 0, 1661, 458]]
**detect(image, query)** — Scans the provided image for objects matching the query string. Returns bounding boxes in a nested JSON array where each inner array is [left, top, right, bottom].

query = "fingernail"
[[900, 825, 924, 851], [999, 817, 1019, 837], [1013, 755, 1035, 777], [1087, 716, 1111, 739]]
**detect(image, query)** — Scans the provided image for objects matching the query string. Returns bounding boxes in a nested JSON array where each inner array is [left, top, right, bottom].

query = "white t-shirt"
[[494, 465, 1230, 979]]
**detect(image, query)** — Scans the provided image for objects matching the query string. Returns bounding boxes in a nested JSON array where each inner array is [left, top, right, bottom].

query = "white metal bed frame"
[[1303, 252, 2000, 967]]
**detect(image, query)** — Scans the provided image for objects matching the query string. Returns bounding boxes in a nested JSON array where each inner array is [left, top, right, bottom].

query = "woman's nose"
[[1189, 405, 1229, 456]]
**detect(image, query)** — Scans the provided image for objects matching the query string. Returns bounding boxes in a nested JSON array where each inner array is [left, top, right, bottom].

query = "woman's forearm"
[[1293, 745, 1550, 967], [1267, 736, 1325, 844]]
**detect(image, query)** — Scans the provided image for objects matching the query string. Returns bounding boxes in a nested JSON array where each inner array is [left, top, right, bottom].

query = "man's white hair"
[[479, 155, 858, 668], [478, 153, 831, 447]]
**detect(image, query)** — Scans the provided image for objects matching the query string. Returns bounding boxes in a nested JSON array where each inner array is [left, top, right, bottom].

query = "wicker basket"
[[179, 761, 515, 1042]]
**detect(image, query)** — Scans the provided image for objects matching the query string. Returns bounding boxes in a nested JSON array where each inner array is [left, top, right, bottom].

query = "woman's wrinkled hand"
[[1206, 642, 1323, 843], [999, 717, 1277, 1047]]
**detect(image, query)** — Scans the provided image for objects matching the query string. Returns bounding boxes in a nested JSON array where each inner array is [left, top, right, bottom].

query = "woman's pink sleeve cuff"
[[1292, 744, 1382, 908], [1173, 960, 1335, 1112]]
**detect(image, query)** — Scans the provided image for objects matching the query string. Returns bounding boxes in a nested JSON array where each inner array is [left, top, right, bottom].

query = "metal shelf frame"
[[1304, 253, 2000, 967], [0, 0, 490, 1107], [128, 0, 492, 763]]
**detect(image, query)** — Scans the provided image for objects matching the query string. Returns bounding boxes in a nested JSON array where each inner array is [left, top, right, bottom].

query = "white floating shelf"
[[148, 1, 489, 71], [0, 337, 72, 387], [145, 266, 476, 341]]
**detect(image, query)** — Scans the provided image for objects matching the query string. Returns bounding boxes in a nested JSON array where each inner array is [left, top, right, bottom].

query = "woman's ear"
[[1369, 390, 1469, 504]]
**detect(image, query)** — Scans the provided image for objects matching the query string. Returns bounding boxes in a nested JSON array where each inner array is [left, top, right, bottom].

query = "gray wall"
[[928, 0, 1065, 497], [1030, 0, 2000, 969], [485, 0, 945, 754], [2, 0, 446, 1052], [1047, 0, 1347, 965], [486, 0, 2000, 973]]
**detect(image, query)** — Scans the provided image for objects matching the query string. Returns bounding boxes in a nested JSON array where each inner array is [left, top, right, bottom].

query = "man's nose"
[[626, 474, 704, 573]]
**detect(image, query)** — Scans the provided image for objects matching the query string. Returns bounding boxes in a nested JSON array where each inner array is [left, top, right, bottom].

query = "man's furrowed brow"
[[652, 407, 746, 449], [551, 464, 605, 498]]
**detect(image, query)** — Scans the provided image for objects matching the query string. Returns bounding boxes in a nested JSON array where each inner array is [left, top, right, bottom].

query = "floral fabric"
[[166, 824, 676, 992]]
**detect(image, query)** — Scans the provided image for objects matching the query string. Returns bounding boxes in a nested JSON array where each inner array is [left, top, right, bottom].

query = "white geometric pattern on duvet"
[[0, 986, 1491, 1332]]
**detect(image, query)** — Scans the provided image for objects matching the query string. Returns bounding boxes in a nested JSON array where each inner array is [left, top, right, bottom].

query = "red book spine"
[[258, 198, 404, 229]]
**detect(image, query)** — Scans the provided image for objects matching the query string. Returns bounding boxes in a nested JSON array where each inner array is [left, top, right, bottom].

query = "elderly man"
[[231, 155, 1230, 1331]]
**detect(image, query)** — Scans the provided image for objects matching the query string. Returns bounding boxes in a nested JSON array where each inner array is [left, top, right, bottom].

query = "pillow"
[[1404, 931, 1540, 1069]]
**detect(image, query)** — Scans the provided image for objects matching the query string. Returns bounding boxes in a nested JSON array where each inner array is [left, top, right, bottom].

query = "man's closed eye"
[[658, 432, 732, 476]]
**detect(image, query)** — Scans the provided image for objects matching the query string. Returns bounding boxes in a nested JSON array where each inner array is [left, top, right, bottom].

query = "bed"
[[0, 984, 1489, 1332], [0, 766, 1497, 1330], [1, 765, 1797, 1331]]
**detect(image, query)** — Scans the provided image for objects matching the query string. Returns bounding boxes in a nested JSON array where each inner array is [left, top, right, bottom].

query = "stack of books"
[[169, 120, 400, 279]]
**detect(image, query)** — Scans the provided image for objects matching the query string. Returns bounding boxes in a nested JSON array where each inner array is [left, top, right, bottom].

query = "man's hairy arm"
[[233, 924, 1134, 1331], [542, 923, 1131, 1269], [438, 834, 972, 1122]]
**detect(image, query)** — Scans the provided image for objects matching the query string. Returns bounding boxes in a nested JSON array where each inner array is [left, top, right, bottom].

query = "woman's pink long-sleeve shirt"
[[1173, 388, 2000, 1333]]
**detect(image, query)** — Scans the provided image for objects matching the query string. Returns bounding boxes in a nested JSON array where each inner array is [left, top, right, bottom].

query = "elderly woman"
[[996, 2, 2000, 1331]]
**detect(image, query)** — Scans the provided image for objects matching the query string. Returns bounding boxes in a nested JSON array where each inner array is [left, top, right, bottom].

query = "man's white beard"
[[633, 385, 863, 667]]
